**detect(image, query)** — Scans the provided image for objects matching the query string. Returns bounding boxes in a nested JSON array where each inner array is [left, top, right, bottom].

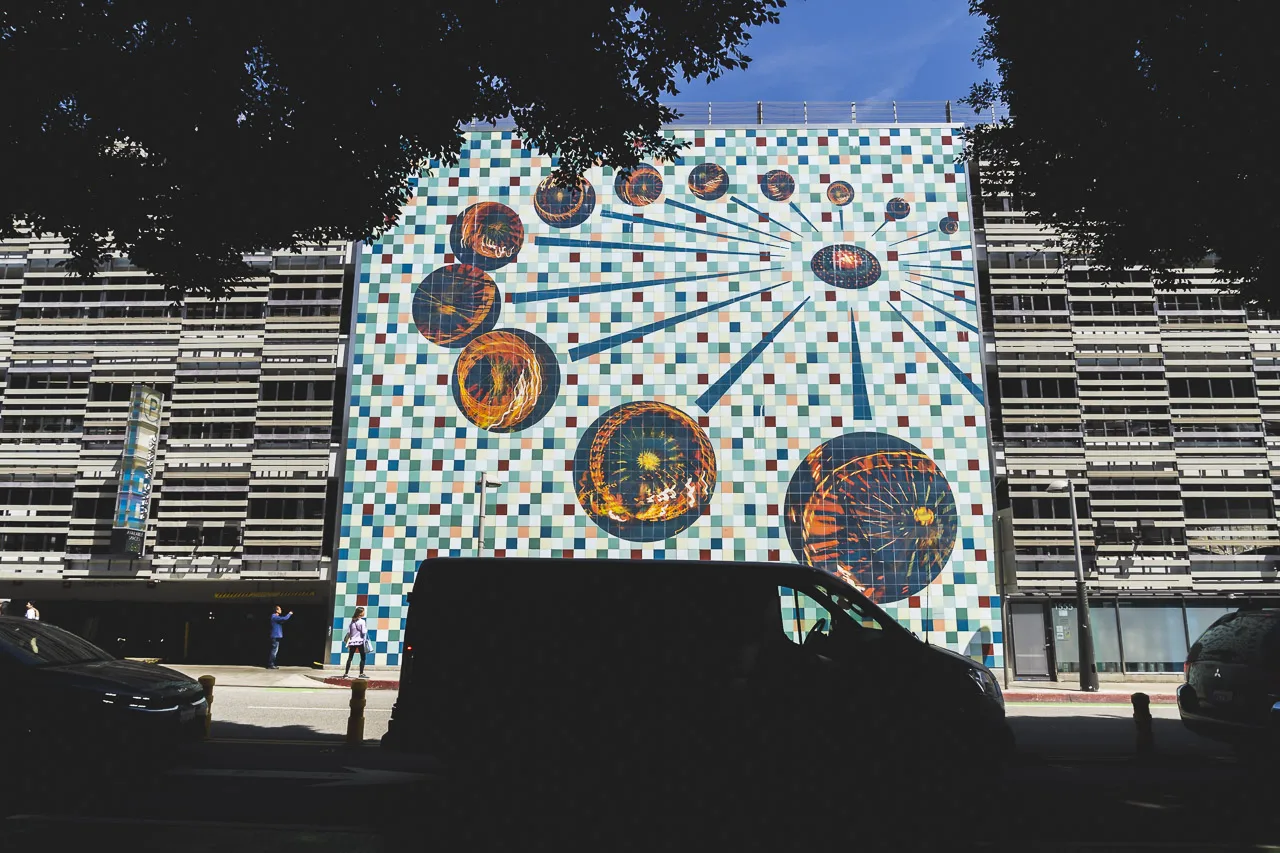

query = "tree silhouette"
[[965, 1, 1280, 308], [1, 1, 783, 298]]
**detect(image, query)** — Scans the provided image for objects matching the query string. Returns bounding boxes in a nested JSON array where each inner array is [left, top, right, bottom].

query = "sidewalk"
[[1005, 679, 1179, 704], [310, 669, 401, 690], [165, 665, 347, 689]]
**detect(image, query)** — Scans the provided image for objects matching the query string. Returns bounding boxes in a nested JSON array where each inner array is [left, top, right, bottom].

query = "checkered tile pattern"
[[334, 126, 1002, 669]]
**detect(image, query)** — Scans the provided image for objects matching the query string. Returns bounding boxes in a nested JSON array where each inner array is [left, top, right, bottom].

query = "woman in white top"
[[342, 606, 368, 678]]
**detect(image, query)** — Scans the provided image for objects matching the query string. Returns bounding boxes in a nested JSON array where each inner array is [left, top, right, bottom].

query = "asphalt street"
[[6, 693, 1276, 851], [1006, 702, 1229, 759], [207, 684, 396, 742]]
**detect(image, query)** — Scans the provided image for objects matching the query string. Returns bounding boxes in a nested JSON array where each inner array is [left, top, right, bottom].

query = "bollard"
[[1132, 692, 1154, 756], [198, 675, 216, 740], [347, 678, 368, 746]]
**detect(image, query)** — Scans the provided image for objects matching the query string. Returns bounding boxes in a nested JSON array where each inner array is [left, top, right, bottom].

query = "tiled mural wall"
[[333, 126, 1001, 668]]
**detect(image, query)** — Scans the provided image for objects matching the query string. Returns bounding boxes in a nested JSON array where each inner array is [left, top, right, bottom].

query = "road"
[[1006, 702, 1230, 759], [6, 693, 1276, 851], [207, 684, 396, 742]]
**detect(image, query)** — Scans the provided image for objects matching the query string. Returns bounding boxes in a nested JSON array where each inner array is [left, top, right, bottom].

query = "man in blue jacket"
[[268, 605, 293, 669]]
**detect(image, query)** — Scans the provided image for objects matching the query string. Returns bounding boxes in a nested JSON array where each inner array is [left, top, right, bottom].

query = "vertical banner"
[[112, 384, 163, 557]]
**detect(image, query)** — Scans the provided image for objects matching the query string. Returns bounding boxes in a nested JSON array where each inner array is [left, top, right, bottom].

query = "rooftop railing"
[[467, 100, 1004, 130]]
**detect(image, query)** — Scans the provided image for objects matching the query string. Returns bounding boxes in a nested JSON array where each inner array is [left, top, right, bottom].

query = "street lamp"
[[476, 473, 503, 556], [1046, 478, 1099, 691]]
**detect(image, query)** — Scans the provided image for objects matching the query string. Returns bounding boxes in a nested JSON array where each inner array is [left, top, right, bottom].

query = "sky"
[[686, 0, 988, 106]]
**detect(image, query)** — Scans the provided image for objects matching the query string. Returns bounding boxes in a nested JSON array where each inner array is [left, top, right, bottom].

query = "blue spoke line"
[[896, 243, 973, 257], [509, 267, 784, 306], [728, 196, 804, 239], [696, 297, 811, 412], [599, 208, 789, 250], [871, 220, 891, 237], [904, 270, 976, 290], [533, 235, 762, 258], [788, 202, 822, 236], [900, 262, 974, 272], [569, 282, 786, 362], [889, 229, 937, 247], [899, 288, 980, 333], [848, 309, 872, 421], [664, 199, 789, 245], [887, 303, 984, 405], [839, 209, 845, 232], [904, 278, 977, 307]]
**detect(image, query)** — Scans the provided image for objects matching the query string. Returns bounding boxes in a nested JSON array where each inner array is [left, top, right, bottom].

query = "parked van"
[[383, 557, 1012, 807]]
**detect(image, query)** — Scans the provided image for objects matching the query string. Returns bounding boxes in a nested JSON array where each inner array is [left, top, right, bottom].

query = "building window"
[[0, 532, 66, 551], [1050, 601, 1123, 674], [1118, 602, 1188, 673]]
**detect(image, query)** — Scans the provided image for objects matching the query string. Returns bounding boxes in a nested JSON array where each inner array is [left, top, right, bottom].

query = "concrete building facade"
[[0, 234, 353, 664], [976, 179, 1280, 679]]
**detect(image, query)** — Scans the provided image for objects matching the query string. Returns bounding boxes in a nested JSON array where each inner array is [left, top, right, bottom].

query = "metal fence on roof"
[[466, 100, 1004, 131]]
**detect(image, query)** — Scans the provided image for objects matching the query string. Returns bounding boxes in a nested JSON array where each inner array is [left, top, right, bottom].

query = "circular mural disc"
[[885, 197, 911, 221], [573, 401, 717, 542], [810, 244, 882, 289], [760, 169, 795, 202], [533, 176, 597, 228], [411, 264, 500, 348], [448, 202, 525, 271], [452, 329, 560, 432], [938, 215, 960, 235], [783, 432, 959, 603], [614, 164, 664, 206], [687, 163, 729, 201], [826, 181, 854, 206]]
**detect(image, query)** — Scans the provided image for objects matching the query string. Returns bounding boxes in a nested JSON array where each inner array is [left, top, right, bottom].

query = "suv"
[[383, 558, 1012, 803], [1178, 607, 1280, 754]]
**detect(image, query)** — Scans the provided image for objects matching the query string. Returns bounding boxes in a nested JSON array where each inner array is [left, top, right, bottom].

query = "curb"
[[1005, 691, 1176, 704], [315, 676, 400, 690]]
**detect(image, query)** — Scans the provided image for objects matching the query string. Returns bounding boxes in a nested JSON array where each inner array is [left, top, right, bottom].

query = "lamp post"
[[476, 473, 503, 556], [1047, 478, 1099, 691]]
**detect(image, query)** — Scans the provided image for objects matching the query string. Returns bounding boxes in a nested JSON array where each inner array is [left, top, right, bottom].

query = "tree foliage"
[[1, 0, 783, 298], [964, 1, 1280, 307]]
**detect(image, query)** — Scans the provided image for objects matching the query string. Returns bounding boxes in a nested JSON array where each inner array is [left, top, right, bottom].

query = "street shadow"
[[1009, 712, 1231, 760], [209, 720, 348, 742]]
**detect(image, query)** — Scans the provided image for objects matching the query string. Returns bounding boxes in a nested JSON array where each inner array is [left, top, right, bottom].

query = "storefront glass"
[[1185, 602, 1237, 646], [1050, 599, 1123, 673], [1119, 601, 1187, 673]]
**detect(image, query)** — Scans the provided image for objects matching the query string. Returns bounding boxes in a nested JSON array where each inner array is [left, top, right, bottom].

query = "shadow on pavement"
[[1009, 713, 1230, 760], [210, 720, 347, 742]]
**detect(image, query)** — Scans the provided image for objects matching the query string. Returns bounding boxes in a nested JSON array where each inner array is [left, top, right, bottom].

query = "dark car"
[[382, 557, 1013, 833], [0, 616, 208, 765], [1178, 606, 1280, 756]]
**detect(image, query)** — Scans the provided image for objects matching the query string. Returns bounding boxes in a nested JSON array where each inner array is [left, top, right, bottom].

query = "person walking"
[[342, 606, 369, 678], [25, 601, 39, 620], [267, 605, 292, 669]]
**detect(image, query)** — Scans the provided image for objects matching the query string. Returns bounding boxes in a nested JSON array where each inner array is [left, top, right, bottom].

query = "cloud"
[[865, 9, 967, 101]]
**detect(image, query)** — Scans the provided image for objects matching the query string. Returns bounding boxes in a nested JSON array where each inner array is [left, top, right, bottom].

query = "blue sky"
[[685, 0, 987, 105]]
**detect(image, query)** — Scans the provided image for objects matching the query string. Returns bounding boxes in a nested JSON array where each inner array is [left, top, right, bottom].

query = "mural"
[[335, 125, 998, 668], [783, 432, 958, 603], [574, 401, 718, 542]]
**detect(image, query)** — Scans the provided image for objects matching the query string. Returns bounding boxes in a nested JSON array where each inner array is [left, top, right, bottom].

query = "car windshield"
[[0, 620, 115, 667]]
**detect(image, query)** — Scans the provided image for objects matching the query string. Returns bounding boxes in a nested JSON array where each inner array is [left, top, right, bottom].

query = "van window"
[[779, 587, 832, 644], [779, 583, 889, 646], [1192, 612, 1280, 666]]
